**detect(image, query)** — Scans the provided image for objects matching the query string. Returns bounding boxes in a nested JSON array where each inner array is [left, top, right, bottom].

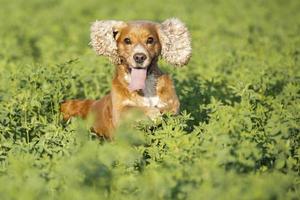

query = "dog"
[[60, 18, 192, 138]]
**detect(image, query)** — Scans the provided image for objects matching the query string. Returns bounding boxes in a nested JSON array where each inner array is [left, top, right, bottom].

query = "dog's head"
[[90, 18, 191, 90]]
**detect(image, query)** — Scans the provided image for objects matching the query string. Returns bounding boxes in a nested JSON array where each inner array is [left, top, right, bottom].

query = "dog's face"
[[115, 22, 161, 69], [90, 18, 192, 67]]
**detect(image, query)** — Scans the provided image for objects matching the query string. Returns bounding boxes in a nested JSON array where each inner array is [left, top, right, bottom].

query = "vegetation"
[[0, 0, 299, 199]]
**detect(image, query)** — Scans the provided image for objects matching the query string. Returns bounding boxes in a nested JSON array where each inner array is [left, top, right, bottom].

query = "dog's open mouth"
[[128, 67, 147, 91]]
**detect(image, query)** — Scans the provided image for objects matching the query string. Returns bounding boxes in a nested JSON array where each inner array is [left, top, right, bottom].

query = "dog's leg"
[[90, 94, 114, 138], [156, 74, 180, 114]]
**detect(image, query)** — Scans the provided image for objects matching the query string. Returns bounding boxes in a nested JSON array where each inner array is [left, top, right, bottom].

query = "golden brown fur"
[[61, 18, 191, 138]]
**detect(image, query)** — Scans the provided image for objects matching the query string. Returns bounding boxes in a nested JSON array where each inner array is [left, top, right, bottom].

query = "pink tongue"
[[128, 68, 147, 91]]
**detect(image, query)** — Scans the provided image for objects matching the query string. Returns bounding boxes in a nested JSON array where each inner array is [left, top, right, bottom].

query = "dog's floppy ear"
[[157, 18, 192, 66], [90, 20, 126, 64]]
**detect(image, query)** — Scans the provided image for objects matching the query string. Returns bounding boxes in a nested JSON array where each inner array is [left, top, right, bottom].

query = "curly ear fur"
[[158, 18, 192, 66], [90, 20, 126, 64]]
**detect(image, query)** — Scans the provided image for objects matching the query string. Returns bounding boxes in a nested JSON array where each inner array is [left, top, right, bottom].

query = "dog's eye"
[[124, 38, 131, 45], [146, 37, 154, 44]]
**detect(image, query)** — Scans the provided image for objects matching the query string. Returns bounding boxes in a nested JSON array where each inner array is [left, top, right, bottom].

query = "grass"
[[0, 0, 300, 199]]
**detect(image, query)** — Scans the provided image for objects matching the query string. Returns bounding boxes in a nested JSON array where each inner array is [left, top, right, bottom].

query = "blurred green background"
[[0, 0, 300, 199]]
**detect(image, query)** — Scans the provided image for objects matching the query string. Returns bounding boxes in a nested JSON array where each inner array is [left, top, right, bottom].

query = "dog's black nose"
[[133, 53, 147, 64]]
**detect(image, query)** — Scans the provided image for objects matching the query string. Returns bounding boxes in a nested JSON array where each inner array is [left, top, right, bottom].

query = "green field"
[[0, 0, 300, 199]]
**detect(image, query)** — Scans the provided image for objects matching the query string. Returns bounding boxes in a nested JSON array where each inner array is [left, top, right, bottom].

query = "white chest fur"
[[123, 73, 166, 108]]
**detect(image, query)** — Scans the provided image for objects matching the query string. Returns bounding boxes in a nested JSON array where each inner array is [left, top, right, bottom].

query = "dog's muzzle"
[[133, 53, 147, 64]]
